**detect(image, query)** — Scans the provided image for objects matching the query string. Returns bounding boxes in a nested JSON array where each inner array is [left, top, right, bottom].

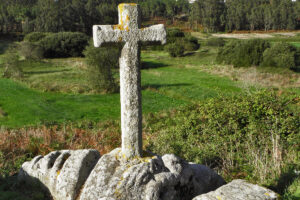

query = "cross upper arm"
[[139, 24, 167, 45], [93, 25, 124, 47]]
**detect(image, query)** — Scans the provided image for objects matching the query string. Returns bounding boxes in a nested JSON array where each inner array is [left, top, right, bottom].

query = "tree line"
[[0, 0, 299, 35], [190, 0, 300, 32]]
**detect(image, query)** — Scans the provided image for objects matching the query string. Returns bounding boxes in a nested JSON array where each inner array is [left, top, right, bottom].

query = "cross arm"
[[139, 24, 167, 45], [93, 25, 124, 47]]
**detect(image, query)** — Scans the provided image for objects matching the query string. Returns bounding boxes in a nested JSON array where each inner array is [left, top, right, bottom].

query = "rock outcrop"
[[19, 148, 225, 200], [192, 179, 278, 200]]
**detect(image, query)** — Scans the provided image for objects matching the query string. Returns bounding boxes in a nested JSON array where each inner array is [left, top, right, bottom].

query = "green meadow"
[[0, 48, 244, 128]]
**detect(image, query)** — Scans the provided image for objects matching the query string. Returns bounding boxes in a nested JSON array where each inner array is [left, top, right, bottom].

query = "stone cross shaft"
[[93, 3, 166, 159]]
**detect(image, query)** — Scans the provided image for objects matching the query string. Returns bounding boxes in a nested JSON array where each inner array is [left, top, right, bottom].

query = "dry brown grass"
[[0, 121, 121, 175], [198, 64, 300, 89]]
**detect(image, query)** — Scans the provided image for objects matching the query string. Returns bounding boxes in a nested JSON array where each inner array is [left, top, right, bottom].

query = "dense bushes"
[[165, 42, 185, 57], [22, 32, 89, 58], [39, 32, 89, 58], [165, 28, 200, 57], [24, 32, 52, 43], [262, 42, 300, 70], [217, 39, 300, 70], [217, 39, 270, 67], [84, 42, 120, 94], [146, 91, 299, 185], [1, 45, 23, 78]]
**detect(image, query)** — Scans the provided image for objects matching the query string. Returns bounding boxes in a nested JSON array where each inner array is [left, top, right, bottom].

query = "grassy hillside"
[[0, 50, 245, 127]]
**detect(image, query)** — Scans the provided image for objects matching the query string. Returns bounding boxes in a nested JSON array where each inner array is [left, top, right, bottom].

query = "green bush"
[[1, 45, 23, 79], [84, 42, 120, 94], [19, 42, 44, 60], [217, 39, 270, 67], [206, 37, 226, 47], [165, 42, 185, 57], [183, 35, 200, 51], [261, 42, 299, 70], [167, 28, 185, 38], [39, 32, 89, 58], [24, 32, 52, 43], [146, 91, 300, 185]]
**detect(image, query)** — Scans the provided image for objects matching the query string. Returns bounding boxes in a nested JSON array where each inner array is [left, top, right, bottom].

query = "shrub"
[[19, 42, 44, 60], [39, 32, 89, 58], [165, 42, 185, 57], [183, 35, 200, 51], [24, 32, 52, 43], [206, 37, 225, 47], [217, 39, 270, 67], [146, 91, 300, 185], [84, 42, 120, 93], [1, 46, 23, 79], [167, 28, 185, 38], [261, 42, 299, 70]]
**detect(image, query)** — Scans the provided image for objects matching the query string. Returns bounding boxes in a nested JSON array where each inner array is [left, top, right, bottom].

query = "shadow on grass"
[[269, 168, 299, 196], [0, 174, 52, 200], [141, 61, 169, 69], [25, 69, 71, 75], [142, 83, 192, 90]]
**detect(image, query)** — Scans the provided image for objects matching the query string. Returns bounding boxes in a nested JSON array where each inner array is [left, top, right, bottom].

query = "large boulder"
[[19, 148, 225, 200], [192, 179, 278, 200]]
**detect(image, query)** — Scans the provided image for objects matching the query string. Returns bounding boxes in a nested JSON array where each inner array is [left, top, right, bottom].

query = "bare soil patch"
[[211, 31, 300, 40]]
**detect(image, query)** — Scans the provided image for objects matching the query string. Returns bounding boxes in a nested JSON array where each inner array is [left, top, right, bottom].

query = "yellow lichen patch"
[[113, 24, 124, 31], [57, 170, 60, 176], [118, 37, 123, 42], [264, 193, 270, 196], [216, 196, 222, 200], [119, 3, 137, 7]]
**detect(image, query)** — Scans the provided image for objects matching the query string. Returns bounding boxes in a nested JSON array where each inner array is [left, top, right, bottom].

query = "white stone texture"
[[18, 149, 100, 200], [192, 179, 278, 200], [93, 3, 166, 159]]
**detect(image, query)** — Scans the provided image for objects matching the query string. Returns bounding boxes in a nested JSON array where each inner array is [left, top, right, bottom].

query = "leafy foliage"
[[165, 42, 185, 57], [24, 32, 52, 43], [165, 28, 199, 57], [84, 42, 119, 93], [1, 45, 23, 78], [39, 32, 89, 58], [146, 91, 300, 185], [217, 39, 270, 67], [262, 42, 300, 70]]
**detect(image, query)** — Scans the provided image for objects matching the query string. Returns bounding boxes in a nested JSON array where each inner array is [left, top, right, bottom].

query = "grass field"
[[0, 49, 245, 127]]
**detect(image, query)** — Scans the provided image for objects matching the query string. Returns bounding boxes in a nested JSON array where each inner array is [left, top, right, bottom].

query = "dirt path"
[[211, 31, 300, 39]]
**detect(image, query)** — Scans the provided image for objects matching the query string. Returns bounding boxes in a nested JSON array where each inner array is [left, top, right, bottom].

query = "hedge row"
[[217, 39, 300, 70], [22, 32, 89, 58]]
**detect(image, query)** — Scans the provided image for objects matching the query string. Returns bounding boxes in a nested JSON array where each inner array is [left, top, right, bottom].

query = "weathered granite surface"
[[19, 148, 225, 200], [192, 179, 278, 200], [18, 149, 100, 200]]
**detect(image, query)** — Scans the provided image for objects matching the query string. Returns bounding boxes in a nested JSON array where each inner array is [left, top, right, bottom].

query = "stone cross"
[[93, 3, 166, 159]]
